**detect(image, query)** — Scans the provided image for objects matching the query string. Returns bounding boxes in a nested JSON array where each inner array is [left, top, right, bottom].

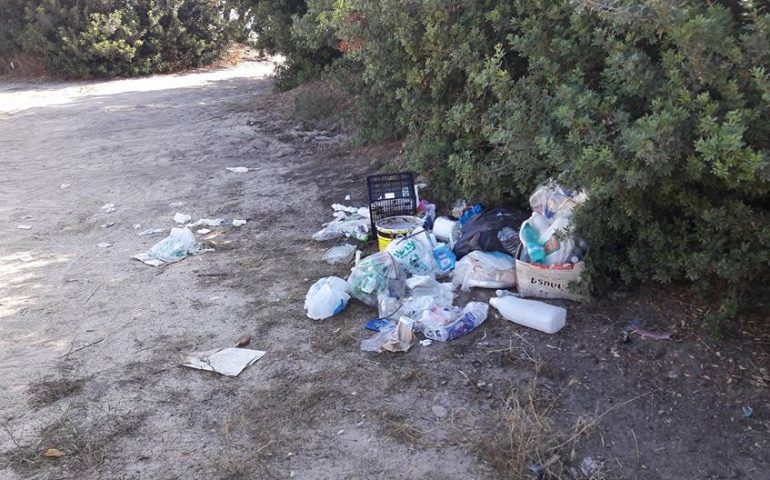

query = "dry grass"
[[2, 404, 146, 475], [27, 377, 85, 408]]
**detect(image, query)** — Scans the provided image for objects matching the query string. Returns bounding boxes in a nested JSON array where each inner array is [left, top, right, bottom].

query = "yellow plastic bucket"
[[376, 215, 423, 251]]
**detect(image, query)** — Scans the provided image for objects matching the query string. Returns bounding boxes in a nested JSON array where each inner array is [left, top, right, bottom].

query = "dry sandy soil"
[[0, 61, 768, 480]]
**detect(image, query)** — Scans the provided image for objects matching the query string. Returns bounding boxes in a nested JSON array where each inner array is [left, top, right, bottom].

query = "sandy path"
[[0, 62, 495, 480]]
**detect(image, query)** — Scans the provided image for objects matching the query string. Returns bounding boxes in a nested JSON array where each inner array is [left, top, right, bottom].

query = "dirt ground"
[[0, 60, 768, 480]]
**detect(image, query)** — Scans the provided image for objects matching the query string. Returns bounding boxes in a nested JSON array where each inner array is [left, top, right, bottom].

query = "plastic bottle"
[[421, 302, 489, 341], [489, 294, 566, 334], [520, 223, 545, 263], [497, 227, 520, 256]]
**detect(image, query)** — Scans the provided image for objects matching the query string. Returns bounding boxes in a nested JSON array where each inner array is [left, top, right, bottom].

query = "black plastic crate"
[[367, 172, 417, 237]]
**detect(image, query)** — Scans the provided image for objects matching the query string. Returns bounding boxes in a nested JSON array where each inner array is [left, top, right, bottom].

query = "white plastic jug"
[[489, 294, 566, 334]]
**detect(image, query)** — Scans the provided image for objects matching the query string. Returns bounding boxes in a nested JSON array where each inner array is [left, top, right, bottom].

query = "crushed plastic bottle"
[[418, 302, 489, 342]]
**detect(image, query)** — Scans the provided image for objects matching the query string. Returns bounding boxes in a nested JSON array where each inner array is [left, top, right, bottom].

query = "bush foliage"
[[0, 0, 231, 77], [266, 0, 770, 308]]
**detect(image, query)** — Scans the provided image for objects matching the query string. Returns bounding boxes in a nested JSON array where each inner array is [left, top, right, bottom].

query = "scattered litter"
[[627, 319, 672, 341], [17, 253, 33, 263], [431, 405, 447, 418], [138, 227, 165, 236], [101, 203, 116, 213], [43, 448, 64, 458], [337, 429, 345, 435], [180, 347, 265, 376], [452, 251, 517, 291], [361, 316, 415, 352], [101, 222, 115, 228], [304, 276, 350, 320], [344, 194, 351, 201], [313, 204, 370, 242], [415, 302, 488, 342], [60, 183, 70, 189], [232, 219, 247, 227], [234, 335, 252, 348], [97, 242, 112, 248], [188, 218, 224, 228], [420, 339, 433, 347], [133, 223, 141, 229], [133, 227, 198, 266], [489, 291, 566, 334], [196, 228, 212, 235], [323, 244, 357, 265], [173, 212, 192, 224], [742, 405, 753, 418], [16, 224, 32, 230], [226, 167, 249, 173], [169, 201, 185, 207]]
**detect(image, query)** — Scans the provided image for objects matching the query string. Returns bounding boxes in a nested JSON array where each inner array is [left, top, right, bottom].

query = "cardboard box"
[[515, 246, 585, 302]]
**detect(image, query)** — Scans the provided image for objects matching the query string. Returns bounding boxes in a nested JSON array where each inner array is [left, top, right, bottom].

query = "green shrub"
[[272, 0, 770, 314], [1, 0, 231, 77]]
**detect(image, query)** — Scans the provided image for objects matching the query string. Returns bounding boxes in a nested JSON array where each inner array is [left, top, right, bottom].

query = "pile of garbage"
[[306, 182, 588, 353]]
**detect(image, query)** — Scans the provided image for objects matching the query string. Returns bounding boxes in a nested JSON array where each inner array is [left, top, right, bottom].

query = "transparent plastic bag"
[[347, 252, 407, 307], [451, 251, 517, 291]]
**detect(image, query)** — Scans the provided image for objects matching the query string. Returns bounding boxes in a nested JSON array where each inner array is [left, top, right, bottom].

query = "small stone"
[[97, 242, 112, 248], [337, 429, 345, 436], [289, 471, 295, 478], [431, 405, 448, 418]]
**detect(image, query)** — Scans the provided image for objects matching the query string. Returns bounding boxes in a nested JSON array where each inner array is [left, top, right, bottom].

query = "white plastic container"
[[489, 294, 566, 334]]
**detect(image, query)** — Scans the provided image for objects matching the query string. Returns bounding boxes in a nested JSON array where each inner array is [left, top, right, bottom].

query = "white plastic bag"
[[386, 231, 436, 276], [304, 276, 350, 320], [451, 251, 516, 291], [323, 244, 357, 265]]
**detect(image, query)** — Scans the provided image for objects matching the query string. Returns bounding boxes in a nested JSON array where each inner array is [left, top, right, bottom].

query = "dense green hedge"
[[265, 0, 770, 318], [0, 0, 231, 77]]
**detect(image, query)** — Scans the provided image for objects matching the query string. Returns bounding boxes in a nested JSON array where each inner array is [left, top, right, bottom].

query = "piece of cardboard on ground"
[[180, 347, 266, 376]]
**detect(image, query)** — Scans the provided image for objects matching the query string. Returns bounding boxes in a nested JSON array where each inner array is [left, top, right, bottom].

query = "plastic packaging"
[[416, 302, 489, 342], [452, 251, 517, 291], [323, 244, 357, 264], [497, 227, 521, 257], [360, 316, 415, 352], [433, 217, 459, 243], [432, 244, 456, 273], [304, 276, 350, 320], [529, 184, 588, 219], [489, 293, 566, 334], [148, 227, 196, 263], [539, 216, 575, 265], [348, 252, 407, 307], [378, 276, 455, 321], [386, 232, 436, 276]]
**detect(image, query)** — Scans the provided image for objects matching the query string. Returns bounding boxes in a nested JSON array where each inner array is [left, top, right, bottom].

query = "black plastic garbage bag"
[[452, 207, 528, 258]]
